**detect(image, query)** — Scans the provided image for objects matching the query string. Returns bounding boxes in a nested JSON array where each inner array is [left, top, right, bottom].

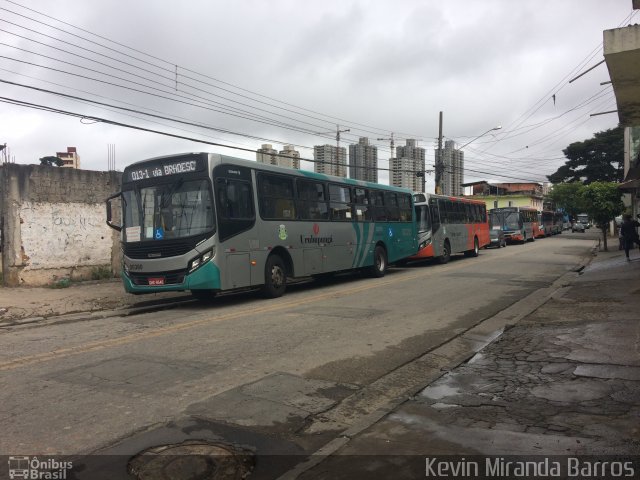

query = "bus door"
[[416, 204, 434, 256], [213, 165, 256, 289]]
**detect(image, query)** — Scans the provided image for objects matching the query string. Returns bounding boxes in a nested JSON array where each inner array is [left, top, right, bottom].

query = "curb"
[[0, 296, 197, 329], [277, 253, 592, 480]]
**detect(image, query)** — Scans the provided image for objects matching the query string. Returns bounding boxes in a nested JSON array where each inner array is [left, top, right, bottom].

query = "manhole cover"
[[128, 440, 255, 480]]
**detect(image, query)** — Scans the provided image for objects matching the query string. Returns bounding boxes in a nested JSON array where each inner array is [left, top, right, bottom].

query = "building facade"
[[604, 19, 640, 219], [57, 147, 80, 169], [313, 144, 347, 177], [348, 137, 378, 182], [257, 144, 302, 169], [437, 140, 464, 196], [392, 139, 425, 192], [278, 145, 300, 169], [462, 181, 544, 211]]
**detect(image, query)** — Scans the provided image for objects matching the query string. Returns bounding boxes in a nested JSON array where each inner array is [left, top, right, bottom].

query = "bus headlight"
[[188, 249, 214, 273]]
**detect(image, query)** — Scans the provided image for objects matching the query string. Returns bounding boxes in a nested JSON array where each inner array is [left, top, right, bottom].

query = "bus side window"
[[353, 187, 371, 222], [329, 184, 352, 221], [384, 192, 400, 221], [398, 193, 412, 221], [297, 179, 328, 220], [371, 190, 387, 221], [258, 173, 295, 220]]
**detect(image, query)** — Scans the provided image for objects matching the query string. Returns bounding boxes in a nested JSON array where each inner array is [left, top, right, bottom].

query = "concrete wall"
[[0, 164, 122, 286]]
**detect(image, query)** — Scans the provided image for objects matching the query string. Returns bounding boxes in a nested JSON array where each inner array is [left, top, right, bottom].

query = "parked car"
[[571, 223, 585, 233], [487, 228, 507, 248]]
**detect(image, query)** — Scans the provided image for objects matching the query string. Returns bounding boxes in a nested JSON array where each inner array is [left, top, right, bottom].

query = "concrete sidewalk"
[[0, 278, 192, 327], [286, 247, 640, 479]]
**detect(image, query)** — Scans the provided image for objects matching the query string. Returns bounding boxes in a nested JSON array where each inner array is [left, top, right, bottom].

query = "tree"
[[580, 181, 625, 251], [547, 127, 624, 184], [39, 156, 64, 167], [547, 182, 586, 220]]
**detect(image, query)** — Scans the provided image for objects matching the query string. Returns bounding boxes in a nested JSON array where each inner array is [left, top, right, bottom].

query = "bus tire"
[[465, 237, 479, 257], [262, 254, 287, 298], [438, 240, 451, 264], [191, 289, 217, 301], [368, 245, 387, 278]]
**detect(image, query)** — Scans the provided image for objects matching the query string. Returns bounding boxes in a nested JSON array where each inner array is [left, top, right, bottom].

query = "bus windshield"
[[416, 205, 431, 233], [488, 211, 503, 229], [504, 212, 521, 229], [122, 178, 215, 242]]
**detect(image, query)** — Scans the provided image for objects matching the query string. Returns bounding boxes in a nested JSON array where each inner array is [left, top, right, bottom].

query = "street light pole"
[[458, 125, 502, 150]]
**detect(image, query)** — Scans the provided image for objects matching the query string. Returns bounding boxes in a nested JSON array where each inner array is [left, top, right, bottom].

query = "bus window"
[[370, 190, 387, 222], [398, 193, 412, 221], [297, 179, 328, 220], [329, 184, 352, 221], [258, 173, 296, 220], [216, 178, 255, 241], [353, 188, 372, 222], [384, 192, 400, 221], [416, 205, 431, 233]]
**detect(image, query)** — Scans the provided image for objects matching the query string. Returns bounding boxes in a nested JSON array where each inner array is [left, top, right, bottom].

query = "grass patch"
[[50, 278, 71, 289], [90, 266, 112, 280]]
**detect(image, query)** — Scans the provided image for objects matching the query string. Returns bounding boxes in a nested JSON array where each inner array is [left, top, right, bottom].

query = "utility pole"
[[435, 111, 444, 194], [376, 132, 395, 160]]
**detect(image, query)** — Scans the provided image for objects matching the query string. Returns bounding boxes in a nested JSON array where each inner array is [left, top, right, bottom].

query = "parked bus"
[[539, 210, 554, 238], [106, 153, 417, 298], [552, 212, 564, 235], [409, 193, 490, 263], [489, 206, 539, 243]]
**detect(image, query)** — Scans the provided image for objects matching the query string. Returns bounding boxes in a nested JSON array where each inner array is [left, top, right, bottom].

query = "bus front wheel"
[[262, 254, 287, 298], [368, 245, 387, 278]]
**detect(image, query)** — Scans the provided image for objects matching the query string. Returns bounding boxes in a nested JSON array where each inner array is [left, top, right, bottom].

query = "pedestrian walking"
[[620, 214, 640, 261]]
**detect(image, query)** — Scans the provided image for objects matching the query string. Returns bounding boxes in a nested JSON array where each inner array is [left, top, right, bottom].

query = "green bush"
[[51, 278, 71, 289], [91, 266, 112, 280]]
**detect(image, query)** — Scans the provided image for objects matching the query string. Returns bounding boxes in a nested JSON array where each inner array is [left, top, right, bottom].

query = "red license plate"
[[148, 277, 165, 286]]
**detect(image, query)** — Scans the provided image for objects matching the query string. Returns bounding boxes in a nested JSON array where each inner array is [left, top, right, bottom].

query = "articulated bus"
[[409, 193, 490, 263], [489, 206, 539, 243], [106, 152, 417, 299]]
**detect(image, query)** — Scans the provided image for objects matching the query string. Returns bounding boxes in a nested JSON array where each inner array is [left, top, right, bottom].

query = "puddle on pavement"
[[419, 382, 460, 401]]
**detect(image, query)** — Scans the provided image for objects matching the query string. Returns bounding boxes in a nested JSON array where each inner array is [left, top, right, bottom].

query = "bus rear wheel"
[[464, 237, 479, 257], [262, 254, 287, 298], [438, 240, 451, 264], [368, 245, 387, 278]]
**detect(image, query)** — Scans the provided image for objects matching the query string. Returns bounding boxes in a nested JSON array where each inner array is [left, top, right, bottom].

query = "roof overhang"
[[604, 25, 640, 126]]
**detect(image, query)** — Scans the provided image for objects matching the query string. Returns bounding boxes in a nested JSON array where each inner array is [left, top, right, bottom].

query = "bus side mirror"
[[106, 192, 122, 232]]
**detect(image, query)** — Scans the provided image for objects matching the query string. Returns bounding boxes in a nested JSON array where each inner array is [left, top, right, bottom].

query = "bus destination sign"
[[126, 158, 204, 182]]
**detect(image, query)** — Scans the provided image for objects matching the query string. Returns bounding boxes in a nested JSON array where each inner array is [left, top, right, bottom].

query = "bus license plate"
[[148, 277, 165, 286]]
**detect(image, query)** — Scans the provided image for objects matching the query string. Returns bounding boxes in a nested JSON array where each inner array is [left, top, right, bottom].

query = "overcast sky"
[[0, 0, 633, 191]]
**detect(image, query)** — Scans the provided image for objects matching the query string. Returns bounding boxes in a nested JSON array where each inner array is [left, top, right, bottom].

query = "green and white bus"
[[106, 152, 417, 299]]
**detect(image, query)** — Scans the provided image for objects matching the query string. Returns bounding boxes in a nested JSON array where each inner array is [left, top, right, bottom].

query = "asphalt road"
[[0, 231, 599, 461]]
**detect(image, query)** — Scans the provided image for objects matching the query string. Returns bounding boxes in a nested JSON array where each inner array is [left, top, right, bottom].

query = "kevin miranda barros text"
[[425, 457, 636, 478]]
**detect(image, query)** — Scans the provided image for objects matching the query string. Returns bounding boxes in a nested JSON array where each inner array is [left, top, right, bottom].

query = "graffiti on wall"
[[19, 202, 111, 269]]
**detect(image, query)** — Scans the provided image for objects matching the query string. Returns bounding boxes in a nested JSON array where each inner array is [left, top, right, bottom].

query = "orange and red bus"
[[410, 193, 490, 263]]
